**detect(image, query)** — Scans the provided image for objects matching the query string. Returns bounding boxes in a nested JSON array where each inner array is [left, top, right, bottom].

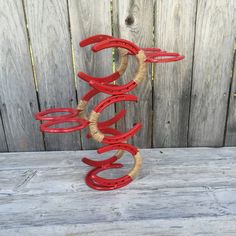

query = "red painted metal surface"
[[79, 34, 113, 47], [92, 38, 140, 55], [89, 80, 137, 95], [77, 71, 120, 84], [84, 143, 137, 191], [35, 34, 184, 191], [40, 117, 89, 133], [35, 108, 78, 121]]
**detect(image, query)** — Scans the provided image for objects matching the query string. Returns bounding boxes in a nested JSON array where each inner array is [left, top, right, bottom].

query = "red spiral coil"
[[35, 34, 184, 191]]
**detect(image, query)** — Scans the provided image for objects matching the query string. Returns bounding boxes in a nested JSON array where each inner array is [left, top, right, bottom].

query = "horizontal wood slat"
[[0, 147, 235, 234]]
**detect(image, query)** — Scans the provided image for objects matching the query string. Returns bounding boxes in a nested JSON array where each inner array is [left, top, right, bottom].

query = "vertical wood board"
[[153, 0, 197, 147], [113, 0, 154, 148], [188, 0, 236, 146], [0, 0, 44, 151], [0, 114, 8, 152], [24, 0, 80, 151], [69, 0, 113, 149], [225, 50, 236, 146]]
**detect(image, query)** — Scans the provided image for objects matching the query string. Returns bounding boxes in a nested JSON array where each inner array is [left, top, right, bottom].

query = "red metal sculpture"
[[35, 34, 184, 191]]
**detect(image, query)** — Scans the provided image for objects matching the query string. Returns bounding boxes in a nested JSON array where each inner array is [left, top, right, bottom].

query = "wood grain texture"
[[188, 0, 236, 146], [225, 51, 236, 146], [24, 0, 80, 151], [1, 216, 236, 236], [0, 114, 7, 152], [0, 0, 44, 152], [112, 0, 154, 148], [68, 0, 113, 150], [1, 148, 236, 194], [0, 147, 236, 235], [153, 0, 197, 148]]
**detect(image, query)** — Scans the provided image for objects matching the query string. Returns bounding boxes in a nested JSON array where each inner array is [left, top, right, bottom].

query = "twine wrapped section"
[[35, 35, 184, 190], [76, 49, 128, 121], [89, 110, 125, 159], [128, 151, 142, 179], [117, 48, 129, 75], [134, 50, 147, 84], [77, 41, 148, 190], [76, 100, 88, 119], [116, 150, 124, 159], [89, 111, 104, 142]]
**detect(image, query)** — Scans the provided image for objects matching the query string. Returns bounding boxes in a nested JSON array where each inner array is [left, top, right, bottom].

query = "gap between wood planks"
[[186, 0, 198, 147], [21, 0, 46, 150], [223, 41, 236, 146]]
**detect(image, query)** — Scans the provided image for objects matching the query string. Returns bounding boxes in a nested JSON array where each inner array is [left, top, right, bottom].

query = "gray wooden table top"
[[0, 147, 236, 236]]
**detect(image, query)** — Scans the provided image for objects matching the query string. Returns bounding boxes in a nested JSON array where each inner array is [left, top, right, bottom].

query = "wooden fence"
[[0, 0, 235, 152]]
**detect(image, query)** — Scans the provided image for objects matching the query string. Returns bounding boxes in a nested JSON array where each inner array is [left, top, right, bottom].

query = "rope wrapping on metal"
[[35, 34, 184, 190]]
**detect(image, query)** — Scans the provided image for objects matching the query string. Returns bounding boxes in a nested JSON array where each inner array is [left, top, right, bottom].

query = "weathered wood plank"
[[1, 147, 236, 169], [0, 148, 236, 234], [1, 148, 236, 195], [0, 114, 7, 152], [0, 0, 44, 151], [225, 51, 236, 146], [153, 0, 197, 147], [188, 0, 236, 146], [24, 0, 80, 151], [112, 0, 154, 148], [68, 0, 113, 150], [1, 216, 236, 236], [0, 186, 236, 230]]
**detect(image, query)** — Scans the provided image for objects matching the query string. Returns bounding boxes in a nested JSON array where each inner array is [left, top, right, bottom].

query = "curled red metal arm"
[[34, 34, 184, 191], [35, 108, 78, 121], [89, 80, 137, 95], [77, 71, 121, 84], [92, 38, 140, 55], [40, 117, 89, 133], [79, 34, 113, 47], [145, 51, 185, 63]]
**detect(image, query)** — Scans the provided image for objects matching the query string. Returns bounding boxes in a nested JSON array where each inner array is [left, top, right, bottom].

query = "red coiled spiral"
[[35, 34, 184, 190]]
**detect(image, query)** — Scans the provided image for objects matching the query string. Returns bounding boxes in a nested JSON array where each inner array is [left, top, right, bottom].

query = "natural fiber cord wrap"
[[128, 151, 142, 179], [134, 50, 147, 84], [116, 150, 124, 159], [77, 100, 88, 111], [76, 100, 88, 119], [117, 48, 129, 75], [89, 111, 104, 142]]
